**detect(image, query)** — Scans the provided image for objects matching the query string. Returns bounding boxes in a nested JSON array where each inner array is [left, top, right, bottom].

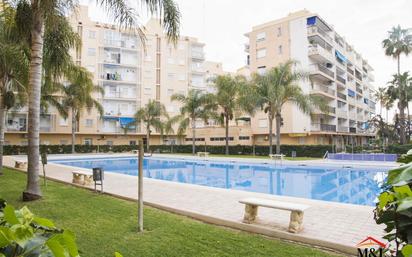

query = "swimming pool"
[[51, 157, 389, 206]]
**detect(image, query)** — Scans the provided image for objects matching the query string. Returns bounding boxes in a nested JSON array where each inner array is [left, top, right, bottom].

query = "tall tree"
[[171, 89, 215, 155], [387, 72, 412, 144], [374, 87, 388, 116], [16, 0, 180, 201], [0, 4, 29, 175], [382, 25, 412, 144], [134, 100, 168, 152], [210, 74, 252, 155], [60, 67, 104, 153], [251, 60, 327, 155]]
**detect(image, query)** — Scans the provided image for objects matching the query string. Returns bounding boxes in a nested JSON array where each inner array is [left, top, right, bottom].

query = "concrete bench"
[[269, 154, 285, 160], [197, 152, 209, 157], [72, 171, 93, 186], [239, 197, 310, 233], [14, 161, 27, 169]]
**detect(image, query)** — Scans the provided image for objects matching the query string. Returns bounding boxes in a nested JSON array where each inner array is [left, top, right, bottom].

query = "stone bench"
[[197, 152, 210, 157], [239, 197, 310, 233], [72, 171, 93, 186], [269, 154, 285, 160], [14, 161, 27, 169]]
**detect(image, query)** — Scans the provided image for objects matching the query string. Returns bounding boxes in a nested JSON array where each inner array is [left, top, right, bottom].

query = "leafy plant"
[[0, 199, 79, 257], [374, 163, 412, 257], [397, 149, 412, 164]]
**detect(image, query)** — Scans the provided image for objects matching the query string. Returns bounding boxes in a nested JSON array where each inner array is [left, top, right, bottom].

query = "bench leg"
[[243, 204, 258, 223], [83, 175, 93, 186], [288, 211, 304, 233], [72, 174, 83, 184]]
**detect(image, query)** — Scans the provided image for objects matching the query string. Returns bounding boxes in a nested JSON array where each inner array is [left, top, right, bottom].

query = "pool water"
[[52, 157, 389, 206]]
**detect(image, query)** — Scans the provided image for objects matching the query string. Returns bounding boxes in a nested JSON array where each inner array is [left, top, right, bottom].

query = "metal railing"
[[336, 75, 346, 85], [311, 64, 335, 78], [311, 123, 336, 132], [337, 126, 348, 132], [337, 92, 347, 100], [311, 85, 336, 96], [307, 25, 333, 43], [349, 127, 356, 133]]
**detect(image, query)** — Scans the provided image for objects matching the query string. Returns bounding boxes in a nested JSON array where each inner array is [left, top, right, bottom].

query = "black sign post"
[[93, 167, 104, 193], [41, 152, 47, 187]]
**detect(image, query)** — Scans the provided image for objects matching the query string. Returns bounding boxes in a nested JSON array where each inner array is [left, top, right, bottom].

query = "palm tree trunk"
[[275, 113, 281, 155], [146, 125, 150, 152], [399, 102, 406, 144], [191, 119, 195, 155], [71, 110, 76, 154], [408, 102, 411, 143], [0, 93, 6, 175], [268, 113, 273, 155], [225, 114, 229, 155], [23, 10, 44, 201]]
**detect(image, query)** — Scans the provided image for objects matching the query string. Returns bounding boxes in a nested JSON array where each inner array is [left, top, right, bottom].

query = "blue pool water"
[[51, 157, 389, 206]]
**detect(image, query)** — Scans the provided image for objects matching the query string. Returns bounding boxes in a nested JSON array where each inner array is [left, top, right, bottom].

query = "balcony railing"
[[191, 51, 205, 59], [336, 75, 346, 85], [104, 92, 136, 99], [357, 114, 364, 120], [311, 123, 336, 132], [349, 111, 356, 120], [310, 64, 335, 79], [347, 67, 354, 75], [337, 92, 347, 100], [337, 126, 348, 132], [308, 44, 333, 61], [307, 25, 333, 43], [311, 85, 336, 96], [356, 87, 363, 94], [349, 127, 356, 133], [336, 108, 347, 117]]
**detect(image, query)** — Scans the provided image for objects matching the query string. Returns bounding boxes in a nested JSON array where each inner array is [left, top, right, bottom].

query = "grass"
[[0, 168, 339, 257], [164, 153, 321, 161]]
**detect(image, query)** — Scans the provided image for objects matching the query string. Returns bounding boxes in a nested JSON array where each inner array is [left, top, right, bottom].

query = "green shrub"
[[374, 164, 412, 257]]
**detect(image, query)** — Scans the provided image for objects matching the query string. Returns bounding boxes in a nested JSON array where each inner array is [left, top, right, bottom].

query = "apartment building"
[[189, 10, 376, 148], [4, 5, 209, 146]]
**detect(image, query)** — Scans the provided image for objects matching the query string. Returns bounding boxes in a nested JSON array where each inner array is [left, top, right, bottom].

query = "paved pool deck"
[[3, 154, 399, 255]]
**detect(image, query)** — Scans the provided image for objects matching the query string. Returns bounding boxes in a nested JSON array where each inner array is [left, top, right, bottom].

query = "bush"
[[374, 163, 412, 257]]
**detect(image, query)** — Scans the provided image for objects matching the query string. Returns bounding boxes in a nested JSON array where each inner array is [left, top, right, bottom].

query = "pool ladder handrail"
[[323, 151, 329, 159]]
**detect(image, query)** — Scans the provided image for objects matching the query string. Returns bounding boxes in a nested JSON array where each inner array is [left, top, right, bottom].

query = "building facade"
[[4, 6, 211, 146], [188, 10, 376, 149]]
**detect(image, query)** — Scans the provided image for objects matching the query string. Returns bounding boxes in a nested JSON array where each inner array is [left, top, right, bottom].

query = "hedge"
[[4, 143, 410, 157]]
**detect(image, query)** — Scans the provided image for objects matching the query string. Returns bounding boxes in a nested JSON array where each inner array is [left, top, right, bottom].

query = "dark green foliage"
[[3, 144, 333, 157]]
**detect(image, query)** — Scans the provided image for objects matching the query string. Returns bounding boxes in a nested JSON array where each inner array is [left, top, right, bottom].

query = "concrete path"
[[4, 154, 396, 255]]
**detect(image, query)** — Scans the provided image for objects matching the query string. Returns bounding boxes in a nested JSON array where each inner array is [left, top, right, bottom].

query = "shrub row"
[[4, 143, 410, 157], [4, 144, 335, 158]]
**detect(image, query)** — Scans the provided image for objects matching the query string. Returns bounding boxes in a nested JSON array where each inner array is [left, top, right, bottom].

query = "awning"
[[307, 16, 316, 26], [347, 89, 355, 97], [288, 133, 308, 137], [119, 117, 135, 128], [335, 50, 347, 63], [103, 116, 119, 121]]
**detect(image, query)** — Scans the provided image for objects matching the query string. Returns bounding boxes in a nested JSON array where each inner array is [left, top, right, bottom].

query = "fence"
[[327, 153, 398, 162]]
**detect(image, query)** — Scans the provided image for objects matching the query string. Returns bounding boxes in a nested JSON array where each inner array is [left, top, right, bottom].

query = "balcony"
[[347, 67, 354, 76], [311, 84, 336, 98], [336, 75, 346, 85], [348, 111, 356, 120], [356, 87, 363, 94], [244, 44, 250, 53], [347, 96, 356, 105], [39, 114, 55, 132], [307, 26, 333, 43], [357, 113, 364, 120], [104, 91, 136, 100], [311, 123, 336, 132], [349, 127, 356, 133], [191, 51, 205, 60], [310, 64, 335, 81], [337, 92, 347, 100], [337, 126, 348, 132], [6, 113, 27, 132], [336, 108, 347, 117], [308, 44, 333, 62]]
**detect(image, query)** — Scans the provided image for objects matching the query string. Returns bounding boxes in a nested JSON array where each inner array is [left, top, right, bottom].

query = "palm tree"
[[171, 89, 215, 155], [374, 87, 387, 116], [210, 74, 252, 155], [60, 67, 104, 153], [382, 25, 412, 144], [134, 100, 168, 152], [251, 60, 327, 155], [0, 4, 29, 175], [15, 0, 180, 201], [387, 72, 412, 144]]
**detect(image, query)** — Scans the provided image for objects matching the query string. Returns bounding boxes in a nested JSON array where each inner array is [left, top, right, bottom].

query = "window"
[[167, 73, 175, 80], [178, 74, 186, 81], [257, 66, 266, 75], [277, 27, 282, 37], [84, 138, 93, 145], [59, 118, 68, 126], [144, 55, 152, 62], [167, 58, 175, 64], [256, 48, 266, 59], [298, 137, 305, 145], [178, 59, 185, 65], [167, 89, 174, 96], [278, 45, 283, 55], [129, 140, 136, 145], [239, 136, 250, 140], [85, 119, 93, 127], [89, 30, 96, 39], [258, 119, 268, 128], [60, 140, 68, 145], [106, 140, 113, 146], [87, 48, 96, 56], [144, 87, 151, 95], [256, 32, 266, 42]]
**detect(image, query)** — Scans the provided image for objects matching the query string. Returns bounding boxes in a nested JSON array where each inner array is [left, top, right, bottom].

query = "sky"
[[86, 0, 412, 121]]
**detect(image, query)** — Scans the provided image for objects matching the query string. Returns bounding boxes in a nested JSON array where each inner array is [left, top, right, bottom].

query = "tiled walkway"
[[4, 154, 397, 255]]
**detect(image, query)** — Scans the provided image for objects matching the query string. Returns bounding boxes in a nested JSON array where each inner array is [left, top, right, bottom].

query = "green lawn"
[[164, 153, 321, 161], [0, 168, 338, 257]]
